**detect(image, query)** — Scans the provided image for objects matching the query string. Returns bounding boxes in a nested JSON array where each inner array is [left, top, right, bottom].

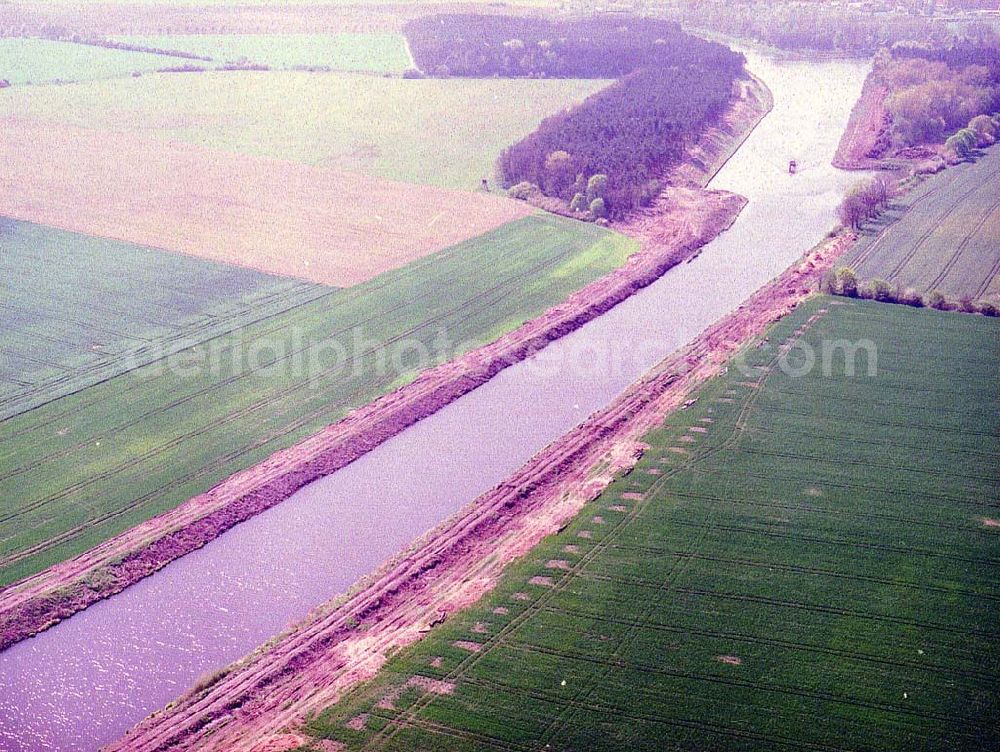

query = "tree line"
[[498, 65, 736, 218], [827, 266, 999, 317], [837, 175, 893, 230], [669, 0, 944, 55], [402, 15, 733, 79], [403, 15, 744, 219], [879, 38, 1000, 149]]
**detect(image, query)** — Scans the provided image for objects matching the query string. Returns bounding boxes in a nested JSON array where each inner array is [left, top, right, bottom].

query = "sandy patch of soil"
[[0, 118, 529, 287], [982, 518, 1000, 528], [717, 655, 743, 666], [407, 676, 455, 695], [622, 493, 645, 501], [313, 741, 345, 752], [451, 640, 482, 653], [376, 675, 454, 712], [253, 733, 316, 752], [344, 713, 369, 730], [545, 560, 571, 571]]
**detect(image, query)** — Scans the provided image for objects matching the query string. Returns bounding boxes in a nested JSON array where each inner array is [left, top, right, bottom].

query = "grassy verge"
[[0, 215, 637, 586], [305, 297, 1000, 752]]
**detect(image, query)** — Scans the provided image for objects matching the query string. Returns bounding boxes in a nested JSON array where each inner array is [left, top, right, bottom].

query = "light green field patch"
[[549, 233, 636, 279], [0, 38, 179, 85], [0, 71, 610, 189], [112, 33, 412, 72]]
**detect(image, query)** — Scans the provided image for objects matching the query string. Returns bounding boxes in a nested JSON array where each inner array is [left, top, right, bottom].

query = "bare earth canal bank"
[[0, 52, 870, 752]]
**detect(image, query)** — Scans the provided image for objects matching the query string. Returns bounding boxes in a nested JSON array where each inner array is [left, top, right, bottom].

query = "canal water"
[[0, 51, 870, 751]]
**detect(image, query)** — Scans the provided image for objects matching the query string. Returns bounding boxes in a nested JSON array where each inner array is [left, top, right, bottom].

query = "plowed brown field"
[[0, 117, 531, 286]]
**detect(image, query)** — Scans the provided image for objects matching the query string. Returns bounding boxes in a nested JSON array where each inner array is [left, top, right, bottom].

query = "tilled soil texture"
[[0, 118, 531, 287]]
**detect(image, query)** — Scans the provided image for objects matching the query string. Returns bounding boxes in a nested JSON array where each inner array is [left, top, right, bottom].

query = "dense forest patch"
[[404, 16, 745, 218], [880, 38, 1000, 149], [672, 0, 945, 55]]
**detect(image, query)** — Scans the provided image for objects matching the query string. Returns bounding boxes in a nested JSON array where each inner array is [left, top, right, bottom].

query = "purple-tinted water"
[[0, 53, 870, 752]]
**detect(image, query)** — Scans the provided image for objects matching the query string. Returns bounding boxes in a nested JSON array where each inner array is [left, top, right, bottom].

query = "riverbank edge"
[[0, 76, 773, 654], [112, 229, 858, 752], [832, 64, 890, 171]]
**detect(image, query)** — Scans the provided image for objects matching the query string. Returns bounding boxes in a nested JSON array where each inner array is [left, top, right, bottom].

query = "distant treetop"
[[403, 15, 742, 79]]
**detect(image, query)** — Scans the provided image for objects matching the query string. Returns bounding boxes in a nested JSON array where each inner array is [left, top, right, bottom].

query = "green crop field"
[[0, 215, 637, 585], [111, 34, 413, 72], [0, 38, 178, 85], [307, 298, 1000, 752], [846, 147, 1000, 303], [0, 217, 327, 421], [0, 72, 610, 189]]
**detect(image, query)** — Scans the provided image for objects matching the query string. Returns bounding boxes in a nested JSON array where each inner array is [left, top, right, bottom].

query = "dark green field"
[[307, 297, 1000, 752], [0, 215, 636, 585], [0, 217, 326, 421], [846, 147, 1000, 303]]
